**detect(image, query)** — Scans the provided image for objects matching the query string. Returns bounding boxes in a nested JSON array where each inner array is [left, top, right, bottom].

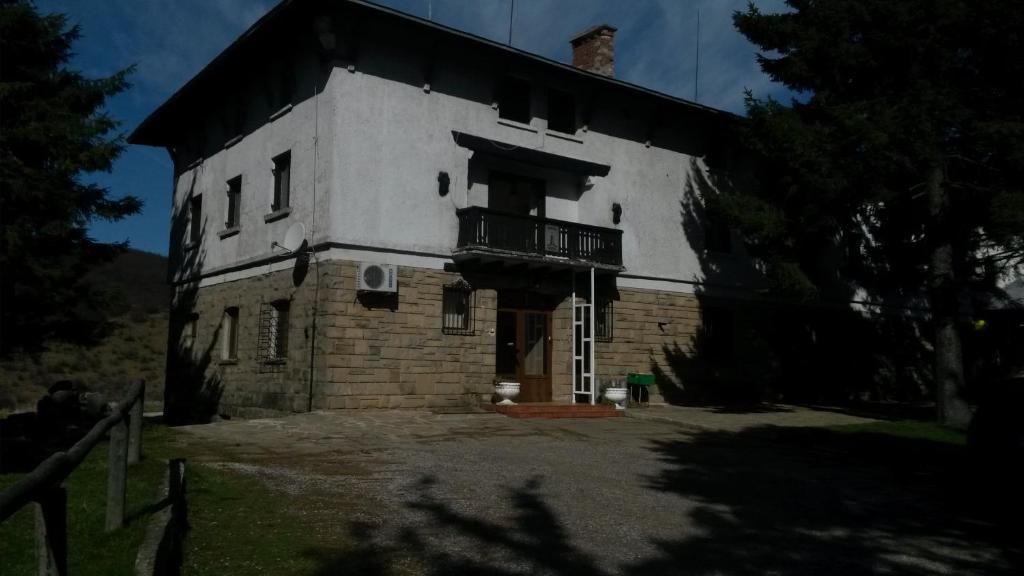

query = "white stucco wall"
[[168, 14, 737, 294]]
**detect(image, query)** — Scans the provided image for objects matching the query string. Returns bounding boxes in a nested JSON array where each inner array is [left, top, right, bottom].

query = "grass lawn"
[[0, 425, 176, 576], [2, 423, 367, 576], [827, 419, 967, 446]]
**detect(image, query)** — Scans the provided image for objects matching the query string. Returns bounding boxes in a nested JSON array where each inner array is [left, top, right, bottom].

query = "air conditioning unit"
[[357, 262, 398, 293]]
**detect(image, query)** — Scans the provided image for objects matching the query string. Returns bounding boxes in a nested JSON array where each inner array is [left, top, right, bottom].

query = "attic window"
[[497, 76, 531, 124], [547, 89, 576, 134]]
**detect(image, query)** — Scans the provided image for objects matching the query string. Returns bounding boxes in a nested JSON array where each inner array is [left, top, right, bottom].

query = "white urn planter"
[[604, 386, 629, 410], [494, 381, 521, 405]]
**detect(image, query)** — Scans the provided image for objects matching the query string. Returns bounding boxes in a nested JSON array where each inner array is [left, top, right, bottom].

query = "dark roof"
[[129, 0, 735, 146]]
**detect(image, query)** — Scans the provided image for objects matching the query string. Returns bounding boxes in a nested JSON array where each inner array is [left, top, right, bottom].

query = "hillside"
[[0, 248, 169, 414]]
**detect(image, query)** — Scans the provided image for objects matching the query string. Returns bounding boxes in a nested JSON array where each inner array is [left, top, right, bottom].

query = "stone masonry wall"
[[316, 262, 497, 409], [170, 259, 707, 417]]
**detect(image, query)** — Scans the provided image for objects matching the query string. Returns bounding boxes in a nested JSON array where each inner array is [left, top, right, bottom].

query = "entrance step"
[[486, 403, 623, 419]]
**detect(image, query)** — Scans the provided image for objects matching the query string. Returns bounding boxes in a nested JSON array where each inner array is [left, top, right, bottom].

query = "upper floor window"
[[225, 176, 241, 229], [189, 194, 202, 244], [489, 172, 545, 217], [547, 89, 576, 134], [497, 76, 531, 124], [272, 152, 291, 212]]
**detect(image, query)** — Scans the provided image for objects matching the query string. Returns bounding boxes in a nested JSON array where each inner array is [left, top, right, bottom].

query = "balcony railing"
[[456, 206, 622, 267]]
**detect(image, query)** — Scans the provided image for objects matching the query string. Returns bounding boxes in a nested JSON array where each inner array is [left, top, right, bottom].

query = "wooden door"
[[495, 308, 552, 402]]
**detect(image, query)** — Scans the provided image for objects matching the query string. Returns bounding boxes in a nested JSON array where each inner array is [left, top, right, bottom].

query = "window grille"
[[442, 280, 474, 335], [258, 301, 289, 361]]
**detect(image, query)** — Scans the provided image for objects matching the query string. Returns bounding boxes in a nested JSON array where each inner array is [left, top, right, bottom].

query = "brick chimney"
[[570, 24, 617, 77]]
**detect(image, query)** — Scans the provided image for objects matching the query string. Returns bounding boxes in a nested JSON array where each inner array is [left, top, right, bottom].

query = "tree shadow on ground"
[[302, 428, 1021, 576]]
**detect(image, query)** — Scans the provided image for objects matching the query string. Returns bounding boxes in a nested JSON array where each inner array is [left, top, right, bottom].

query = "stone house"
[[130, 0, 760, 418]]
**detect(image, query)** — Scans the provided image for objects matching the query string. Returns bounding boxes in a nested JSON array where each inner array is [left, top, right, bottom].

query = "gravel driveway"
[[177, 410, 1021, 575]]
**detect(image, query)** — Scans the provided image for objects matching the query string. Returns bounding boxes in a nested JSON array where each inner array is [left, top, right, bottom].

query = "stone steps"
[[486, 403, 623, 419]]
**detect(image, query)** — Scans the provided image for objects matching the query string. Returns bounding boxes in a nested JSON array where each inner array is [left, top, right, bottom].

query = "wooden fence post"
[[34, 487, 67, 576], [106, 404, 128, 532], [128, 380, 145, 465]]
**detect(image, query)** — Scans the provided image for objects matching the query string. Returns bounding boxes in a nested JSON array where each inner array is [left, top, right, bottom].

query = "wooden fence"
[[0, 379, 146, 576]]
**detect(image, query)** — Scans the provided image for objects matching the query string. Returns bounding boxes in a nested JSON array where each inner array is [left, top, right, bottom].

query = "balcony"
[[455, 206, 623, 269]]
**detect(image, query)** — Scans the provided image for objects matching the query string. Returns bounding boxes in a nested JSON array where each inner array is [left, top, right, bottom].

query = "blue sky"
[[37, 0, 791, 256]]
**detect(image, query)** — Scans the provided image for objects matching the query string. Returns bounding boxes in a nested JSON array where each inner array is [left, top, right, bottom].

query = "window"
[[488, 172, 545, 217], [225, 176, 241, 229], [702, 307, 734, 363], [258, 300, 289, 361], [547, 89, 576, 134], [183, 313, 199, 350], [189, 194, 202, 244], [442, 282, 474, 335], [497, 76, 531, 124], [221, 307, 239, 360], [705, 220, 733, 254], [595, 298, 613, 342], [272, 152, 291, 211]]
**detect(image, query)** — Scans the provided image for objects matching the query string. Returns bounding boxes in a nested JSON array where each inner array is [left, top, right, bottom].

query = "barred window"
[[596, 298, 613, 342], [442, 281, 474, 335], [702, 306, 734, 363], [258, 300, 289, 361]]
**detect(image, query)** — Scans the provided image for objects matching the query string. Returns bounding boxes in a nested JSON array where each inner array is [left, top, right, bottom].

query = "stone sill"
[[223, 134, 243, 149], [497, 118, 538, 133], [218, 227, 240, 240], [546, 130, 583, 144], [262, 359, 287, 366], [263, 207, 291, 223], [269, 104, 293, 122], [218, 359, 239, 366]]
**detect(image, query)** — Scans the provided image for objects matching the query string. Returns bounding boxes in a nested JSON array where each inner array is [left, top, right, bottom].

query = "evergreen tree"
[[729, 0, 1024, 426], [0, 0, 140, 354]]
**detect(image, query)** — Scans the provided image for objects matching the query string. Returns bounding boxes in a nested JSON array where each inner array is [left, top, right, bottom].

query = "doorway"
[[496, 306, 553, 403]]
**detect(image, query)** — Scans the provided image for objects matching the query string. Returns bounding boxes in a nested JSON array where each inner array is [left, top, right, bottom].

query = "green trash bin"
[[626, 373, 655, 406]]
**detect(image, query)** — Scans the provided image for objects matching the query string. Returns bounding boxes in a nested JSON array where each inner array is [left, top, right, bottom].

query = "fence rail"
[[0, 379, 145, 575]]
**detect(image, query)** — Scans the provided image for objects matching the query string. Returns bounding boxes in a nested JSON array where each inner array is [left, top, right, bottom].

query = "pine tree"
[[0, 0, 141, 354], [730, 0, 1024, 426]]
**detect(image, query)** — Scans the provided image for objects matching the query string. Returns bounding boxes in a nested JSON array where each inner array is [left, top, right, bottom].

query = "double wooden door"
[[496, 308, 552, 402]]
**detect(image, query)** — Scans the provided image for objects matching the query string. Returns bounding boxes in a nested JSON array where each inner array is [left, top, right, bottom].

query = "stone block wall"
[[169, 258, 710, 417], [316, 262, 497, 409]]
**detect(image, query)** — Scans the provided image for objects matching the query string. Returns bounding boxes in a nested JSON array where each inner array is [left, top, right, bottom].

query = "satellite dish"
[[276, 222, 306, 253]]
